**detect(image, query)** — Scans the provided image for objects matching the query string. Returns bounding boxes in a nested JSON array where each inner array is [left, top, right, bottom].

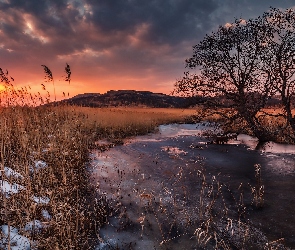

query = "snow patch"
[[24, 220, 44, 233], [0, 180, 25, 198], [30, 160, 47, 173], [32, 196, 50, 204], [0, 167, 23, 179], [0, 225, 30, 250], [42, 209, 51, 220]]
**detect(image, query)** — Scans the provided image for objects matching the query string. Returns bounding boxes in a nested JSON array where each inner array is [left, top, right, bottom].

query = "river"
[[90, 123, 295, 250]]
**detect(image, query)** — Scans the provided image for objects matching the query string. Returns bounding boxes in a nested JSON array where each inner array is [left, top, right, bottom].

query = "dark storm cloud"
[[1, 0, 295, 55], [0, 0, 220, 55], [1, 0, 295, 95], [85, 0, 219, 44]]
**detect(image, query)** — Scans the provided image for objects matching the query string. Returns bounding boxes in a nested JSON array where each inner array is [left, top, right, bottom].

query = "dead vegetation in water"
[[96, 148, 287, 250]]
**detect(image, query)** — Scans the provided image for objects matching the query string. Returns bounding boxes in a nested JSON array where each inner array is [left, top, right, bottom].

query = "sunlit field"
[[72, 107, 197, 141]]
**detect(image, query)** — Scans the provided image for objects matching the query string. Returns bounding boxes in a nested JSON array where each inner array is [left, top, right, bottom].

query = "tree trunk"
[[241, 111, 272, 143]]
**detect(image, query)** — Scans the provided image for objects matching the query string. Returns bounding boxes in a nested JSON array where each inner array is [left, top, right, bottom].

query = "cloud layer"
[[0, 0, 295, 98]]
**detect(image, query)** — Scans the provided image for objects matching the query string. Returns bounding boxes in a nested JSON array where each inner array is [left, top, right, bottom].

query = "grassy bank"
[[0, 105, 195, 249]]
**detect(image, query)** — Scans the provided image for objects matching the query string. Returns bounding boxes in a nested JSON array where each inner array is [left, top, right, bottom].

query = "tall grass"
[[0, 105, 108, 249], [3, 66, 286, 249], [0, 68, 196, 249]]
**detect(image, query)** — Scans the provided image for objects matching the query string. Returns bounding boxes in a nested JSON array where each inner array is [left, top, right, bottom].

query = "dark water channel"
[[91, 124, 295, 249]]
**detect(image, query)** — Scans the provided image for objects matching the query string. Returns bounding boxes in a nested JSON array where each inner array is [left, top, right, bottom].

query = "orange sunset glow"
[[1, 1, 294, 100]]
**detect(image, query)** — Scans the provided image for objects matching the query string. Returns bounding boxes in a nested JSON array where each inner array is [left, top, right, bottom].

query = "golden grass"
[[1, 102, 289, 249], [0, 104, 196, 249], [1, 66, 288, 249], [71, 106, 196, 126], [0, 105, 106, 249], [55, 106, 197, 143]]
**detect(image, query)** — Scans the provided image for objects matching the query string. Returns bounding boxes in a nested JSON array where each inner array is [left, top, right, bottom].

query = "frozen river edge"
[[90, 123, 295, 250]]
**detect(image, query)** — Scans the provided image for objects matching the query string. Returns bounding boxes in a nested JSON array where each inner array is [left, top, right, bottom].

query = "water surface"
[[91, 123, 295, 249]]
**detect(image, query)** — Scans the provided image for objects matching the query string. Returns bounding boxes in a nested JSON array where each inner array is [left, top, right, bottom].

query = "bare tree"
[[263, 8, 295, 141], [175, 17, 275, 142]]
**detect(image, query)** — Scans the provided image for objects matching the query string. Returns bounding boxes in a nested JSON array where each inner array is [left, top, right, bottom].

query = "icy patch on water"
[[237, 134, 295, 154], [128, 122, 220, 144], [236, 134, 259, 149], [96, 224, 158, 250], [92, 123, 295, 249], [91, 143, 211, 250], [158, 123, 220, 138], [265, 157, 295, 175], [260, 141, 295, 154]]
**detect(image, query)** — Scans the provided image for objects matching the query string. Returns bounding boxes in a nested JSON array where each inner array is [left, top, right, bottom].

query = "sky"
[[1, 0, 295, 99]]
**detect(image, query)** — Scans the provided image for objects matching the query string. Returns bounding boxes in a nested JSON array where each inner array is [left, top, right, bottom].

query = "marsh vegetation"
[[0, 71, 196, 249]]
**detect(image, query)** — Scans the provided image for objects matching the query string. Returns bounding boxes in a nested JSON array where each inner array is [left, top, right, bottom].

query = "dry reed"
[[0, 70, 196, 249]]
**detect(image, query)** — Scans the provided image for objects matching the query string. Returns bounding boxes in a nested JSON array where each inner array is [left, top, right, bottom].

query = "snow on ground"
[[0, 180, 25, 198], [0, 167, 25, 198], [41, 209, 52, 220], [0, 160, 49, 199], [32, 196, 50, 204], [0, 225, 30, 250], [0, 167, 24, 179], [24, 220, 44, 233], [1, 160, 50, 250], [29, 160, 47, 173]]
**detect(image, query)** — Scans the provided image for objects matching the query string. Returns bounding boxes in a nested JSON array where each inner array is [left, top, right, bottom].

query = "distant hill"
[[61, 90, 194, 108]]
